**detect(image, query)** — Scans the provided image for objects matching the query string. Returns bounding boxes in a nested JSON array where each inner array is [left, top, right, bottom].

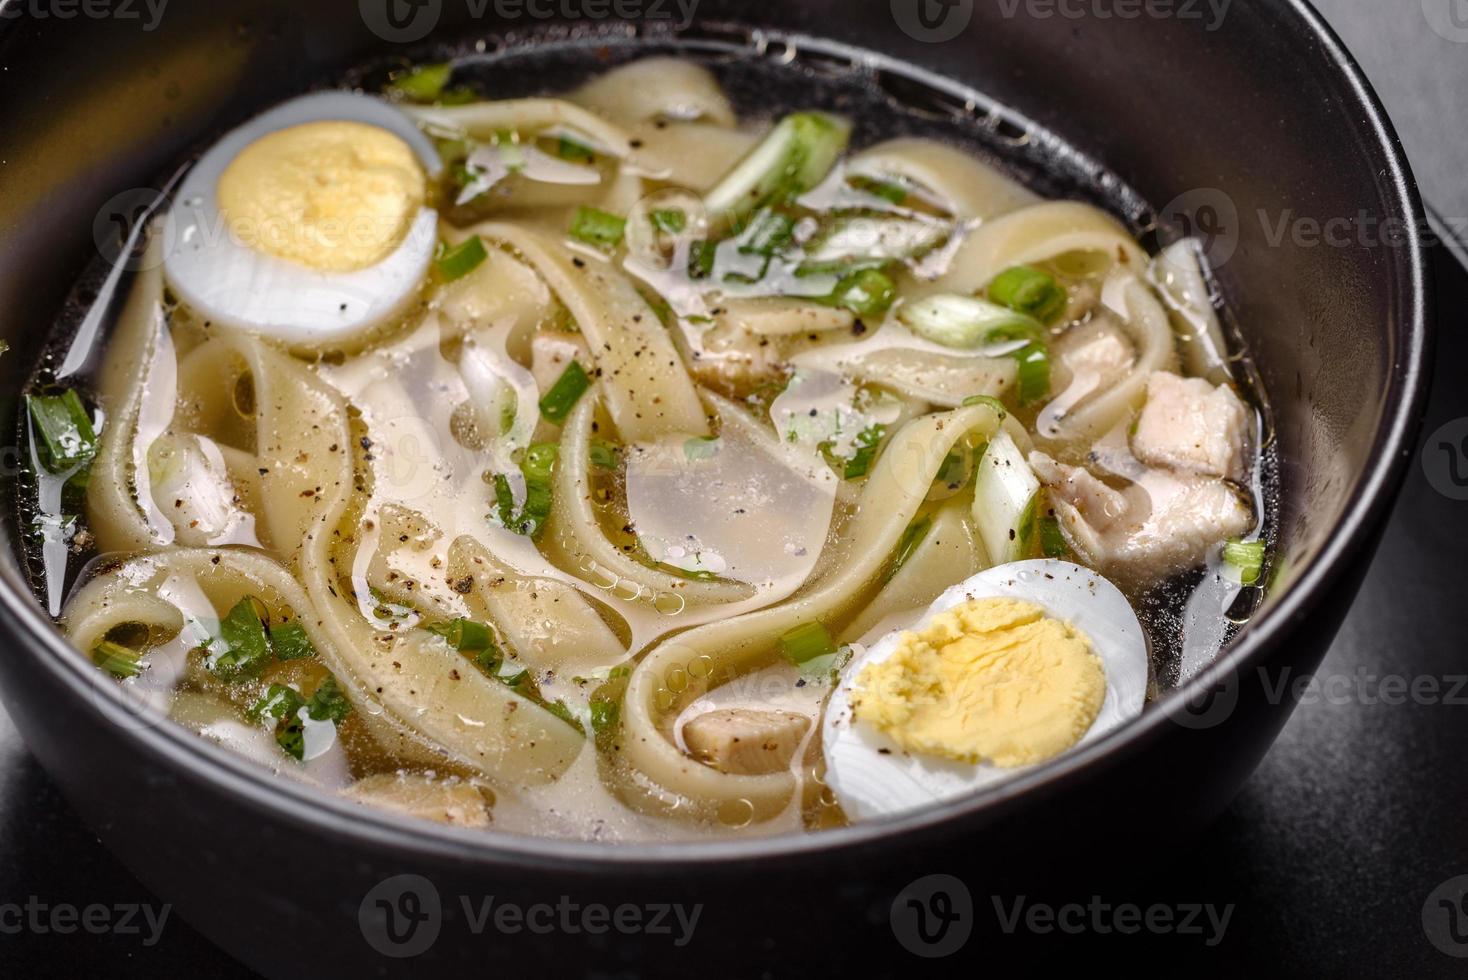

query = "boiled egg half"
[[164, 92, 442, 346], [823, 559, 1148, 821]]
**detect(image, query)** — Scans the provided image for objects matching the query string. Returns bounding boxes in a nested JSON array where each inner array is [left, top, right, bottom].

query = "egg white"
[[822, 559, 1149, 821], [163, 92, 443, 346]]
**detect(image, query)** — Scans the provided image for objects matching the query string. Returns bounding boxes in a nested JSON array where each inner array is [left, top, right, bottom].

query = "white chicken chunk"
[[682, 708, 812, 776], [1131, 371, 1249, 481], [1031, 451, 1252, 587]]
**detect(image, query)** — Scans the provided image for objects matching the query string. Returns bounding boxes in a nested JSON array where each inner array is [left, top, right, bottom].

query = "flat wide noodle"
[[615, 401, 1006, 821]]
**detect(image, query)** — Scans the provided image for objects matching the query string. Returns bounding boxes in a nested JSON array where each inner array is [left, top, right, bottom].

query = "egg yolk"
[[217, 120, 426, 273], [851, 597, 1105, 768]]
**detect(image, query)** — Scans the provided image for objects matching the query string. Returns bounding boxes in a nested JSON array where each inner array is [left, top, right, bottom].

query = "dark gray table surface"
[[3, 3, 1467, 977]]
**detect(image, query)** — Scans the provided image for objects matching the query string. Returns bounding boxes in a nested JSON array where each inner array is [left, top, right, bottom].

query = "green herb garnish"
[[427, 618, 495, 653], [247, 684, 305, 724], [650, 208, 687, 234], [589, 438, 621, 470], [269, 621, 316, 662], [306, 675, 353, 724], [211, 597, 272, 680], [779, 621, 837, 666]]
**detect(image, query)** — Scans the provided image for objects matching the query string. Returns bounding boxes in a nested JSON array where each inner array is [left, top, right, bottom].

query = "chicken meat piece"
[[1130, 371, 1249, 481], [1031, 451, 1252, 587], [682, 708, 812, 776]]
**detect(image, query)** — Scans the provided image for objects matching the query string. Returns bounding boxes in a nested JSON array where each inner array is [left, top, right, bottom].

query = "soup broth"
[[19, 39, 1273, 841]]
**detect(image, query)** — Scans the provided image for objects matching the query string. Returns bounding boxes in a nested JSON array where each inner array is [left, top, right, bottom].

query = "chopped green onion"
[[27, 390, 98, 474], [704, 112, 850, 230], [798, 646, 853, 681], [306, 675, 353, 723], [269, 621, 316, 661], [988, 265, 1068, 324], [887, 516, 932, 582], [849, 174, 909, 205], [1223, 538, 1266, 585], [961, 394, 1008, 419], [896, 293, 1044, 349], [390, 63, 454, 102], [435, 236, 488, 282], [212, 597, 271, 680], [737, 208, 796, 258], [538, 361, 591, 424], [589, 438, 621, 470], [779, 621, 837, 666], [247, 684, 305, 724], [492, 444, 558, 539], [92, 641, 142, 679], [590, 697, 620, 737], [684, 436, 720, 461], [650, 208, 687, 234], [1013, 342, 1051, 406], [518, 443, 558, 539], [842, 424, 886, 480], [426, 618, 494, 653], [1038, 516, 1070, 559], [687, 240, 716, 279], [569, 206, 626, 250], [899, 295, 1051, 404], [556, 135, 596, 164], [797, 216, 947, 276], [828, 269, 896, 319], [492, 473, 517, 529]]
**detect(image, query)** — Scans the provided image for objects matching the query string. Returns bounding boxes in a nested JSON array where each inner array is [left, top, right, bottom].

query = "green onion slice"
[[704, 112, 851, 231], [887, 516, 933, 582], [538, 361, 591, 424], [27, 390, 99, 474], [1223, 537, 1266, 585], [988, 265, 1068, 324], [569, 206, 626, 250], [92, 641, 142, 679], [435, 236, 489, 282], [779, 621, 837, 666], [426, 618, 494, 653]]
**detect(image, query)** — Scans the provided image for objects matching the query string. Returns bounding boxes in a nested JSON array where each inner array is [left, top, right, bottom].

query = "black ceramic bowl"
[[0, 1, 1432, 975]]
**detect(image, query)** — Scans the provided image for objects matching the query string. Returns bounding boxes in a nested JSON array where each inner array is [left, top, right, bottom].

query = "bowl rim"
[[0, 0, 1434, 872]]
